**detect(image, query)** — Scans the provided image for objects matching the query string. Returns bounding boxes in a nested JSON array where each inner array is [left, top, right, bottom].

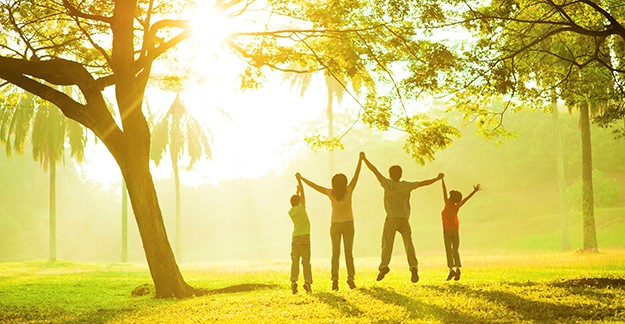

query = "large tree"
[[441, 0, 625, 252], [0, 1, 198, 297], [0, 0, 462, 297]]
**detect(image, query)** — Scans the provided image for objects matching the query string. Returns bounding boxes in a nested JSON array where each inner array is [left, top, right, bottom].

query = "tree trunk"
[[579, 101, 598, 252], [173, 160, 182, 261], [49, 159, 56, 261], [121, 180, 128, 263], [108, 0, 195, 297], [551, 90, 570, 251], [120, 146, 195, 298]]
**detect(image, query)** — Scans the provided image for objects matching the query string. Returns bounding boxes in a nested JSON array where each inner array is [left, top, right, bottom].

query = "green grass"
[[1, 251, 624, 323]]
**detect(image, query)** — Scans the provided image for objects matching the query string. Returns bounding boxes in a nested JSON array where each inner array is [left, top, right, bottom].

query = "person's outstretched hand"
[[473, 183, 482, 191]]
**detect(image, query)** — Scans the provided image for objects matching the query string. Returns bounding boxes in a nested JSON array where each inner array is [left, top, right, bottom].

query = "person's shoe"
[[446, 270, 456, 281], [291, 282, 298, 294], [347, 279, 356, 289], [411, 268, 419, 283], [303, 283, 312, 294], [332, 280, 339, 291], [376, 267, 390, 281], [454, 268, 461, 281]]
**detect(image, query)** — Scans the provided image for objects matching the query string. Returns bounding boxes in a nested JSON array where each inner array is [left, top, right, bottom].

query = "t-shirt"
[[325, 186, 354, 223], [441, 203, 460, 231], [380, 178, 421, 219], [288, 204, 310, 237]]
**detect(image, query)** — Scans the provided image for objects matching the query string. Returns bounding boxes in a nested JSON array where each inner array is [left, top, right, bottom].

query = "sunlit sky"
[[78, 2, 404, 188]]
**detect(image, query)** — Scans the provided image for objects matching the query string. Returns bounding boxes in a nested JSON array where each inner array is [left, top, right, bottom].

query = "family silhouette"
[[288, 152, 481, 294]]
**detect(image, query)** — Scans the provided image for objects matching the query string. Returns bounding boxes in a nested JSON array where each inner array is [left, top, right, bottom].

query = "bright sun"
[[83, 2, 329, 187], [188, 3, 236, 57]]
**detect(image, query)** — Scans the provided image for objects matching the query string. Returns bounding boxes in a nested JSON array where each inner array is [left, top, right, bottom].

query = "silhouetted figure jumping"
[[440, 177, 481, 281], [288, 175, 312, 294], [297, 154, 363, 291], [361, 152, 443, 283]]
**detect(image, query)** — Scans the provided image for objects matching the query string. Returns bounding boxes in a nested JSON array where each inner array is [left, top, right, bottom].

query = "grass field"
[[1, 250, 624, 323]]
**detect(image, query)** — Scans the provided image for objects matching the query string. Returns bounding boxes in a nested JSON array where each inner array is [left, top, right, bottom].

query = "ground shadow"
[[314, 292, 363, 318], [428, 283, 624, 321], [0, 304, 138, 324], [360, 287, 481, 323], [196, 283, 278, 296], [552, 277, 625, 289]]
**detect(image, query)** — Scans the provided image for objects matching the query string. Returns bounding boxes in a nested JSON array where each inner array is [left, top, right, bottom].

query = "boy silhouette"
[[288, 176, 312, 294], [361, 152, 443, 283]]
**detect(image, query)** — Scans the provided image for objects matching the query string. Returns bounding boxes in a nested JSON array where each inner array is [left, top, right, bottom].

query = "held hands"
[[359, 151, 366, 161], [437, 173, 445, 180], [295, 172, 302, 180]]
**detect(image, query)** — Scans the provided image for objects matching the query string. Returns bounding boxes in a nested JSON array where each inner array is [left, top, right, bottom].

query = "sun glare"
[[189, 3, 234, 54]]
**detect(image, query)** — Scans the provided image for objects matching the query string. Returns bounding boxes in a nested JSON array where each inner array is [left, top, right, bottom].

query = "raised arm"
[[416, 173, 444, 188], [297, 173, 330, 195], [348, 154, 363, 189], [296, 175, 305, 206], [361, 152, 385, 183], [441, 176, 449, 205], [459, 183, 481, 207]]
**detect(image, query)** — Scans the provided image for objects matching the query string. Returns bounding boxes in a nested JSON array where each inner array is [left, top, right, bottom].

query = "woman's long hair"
[[331, 173, 348, 201]]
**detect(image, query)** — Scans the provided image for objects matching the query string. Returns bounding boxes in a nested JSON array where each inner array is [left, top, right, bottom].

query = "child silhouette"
[[441, 177, 481, 281]]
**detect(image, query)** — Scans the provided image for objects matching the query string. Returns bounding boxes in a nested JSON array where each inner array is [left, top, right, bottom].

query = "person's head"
[[389, 165, 402, 181], [290, 194, 300, 207], [331, 173, 348, 200], [449, 190, 462, 204]]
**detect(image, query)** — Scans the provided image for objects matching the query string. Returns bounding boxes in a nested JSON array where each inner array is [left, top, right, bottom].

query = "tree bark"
[[579, 101, 598, 252], [551, 90, 570, 251], [49, 160, 57, 261], [173, 159, 182, 260], [121, 180, 128, 263], [119, 144, 195, 298]]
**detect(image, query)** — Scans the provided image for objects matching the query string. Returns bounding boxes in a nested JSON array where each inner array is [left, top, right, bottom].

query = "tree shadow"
[[196, 283, 278, 296], [428, 283, 624, 321], [314, 292, 363, 318], [360, 287, 481, 323]]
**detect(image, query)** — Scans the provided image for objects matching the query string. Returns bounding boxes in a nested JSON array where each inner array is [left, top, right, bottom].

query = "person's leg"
[[343, 221, 356, 287], [451, 231, 461, 281], [443, 231, 454, 269], [379, 217, 397, 270], [397, 218, 418, 270], [452, 231, 461, 268], [290, 238, 300, 293], [330, 224, 341, 285], [397, 219, 419, 282], [301, 235, 313, 286], [301, 235, 312, 292], [443, 232, 455, 280], [290, 238, 300, 283]]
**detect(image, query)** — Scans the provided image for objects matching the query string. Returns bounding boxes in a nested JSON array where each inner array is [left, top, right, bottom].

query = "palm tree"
[[0, 90, 87, 261], [151, 93, 212, 261]]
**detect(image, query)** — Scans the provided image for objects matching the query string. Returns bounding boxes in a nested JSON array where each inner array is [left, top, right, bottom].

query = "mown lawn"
[[1, 250, 624, 323]]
